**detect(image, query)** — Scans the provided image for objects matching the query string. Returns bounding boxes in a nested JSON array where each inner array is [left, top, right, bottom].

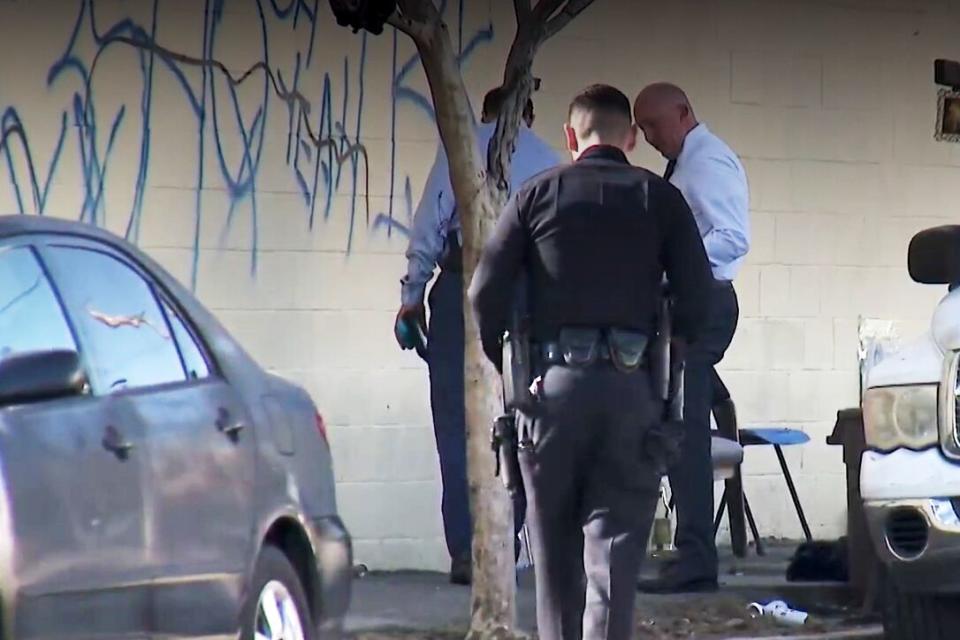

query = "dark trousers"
[[519, 364, 661, 640], [667, 281, 739, 581], [427, 267, 526, 560]]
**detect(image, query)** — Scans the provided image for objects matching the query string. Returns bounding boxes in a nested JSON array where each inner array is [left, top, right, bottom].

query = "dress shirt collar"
[[676, 123, 711, 164], [577, 144, 629, 164]]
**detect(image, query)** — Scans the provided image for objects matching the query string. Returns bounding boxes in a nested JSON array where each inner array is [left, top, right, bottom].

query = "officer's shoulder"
[[511, 162, 567, 199], [622, 163, 664, 182], [615, 163, 681, 194]]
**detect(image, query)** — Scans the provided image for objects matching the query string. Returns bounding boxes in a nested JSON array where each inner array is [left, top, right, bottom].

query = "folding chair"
[[738, 427, 813, 543]]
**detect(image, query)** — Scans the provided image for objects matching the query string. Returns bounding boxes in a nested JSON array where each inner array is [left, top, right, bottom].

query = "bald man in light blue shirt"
[[394, 88, 561, 584], [634, 82, 750, 594]]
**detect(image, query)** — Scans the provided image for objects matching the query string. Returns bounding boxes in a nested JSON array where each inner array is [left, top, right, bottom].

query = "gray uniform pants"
[[518, 363, 661, 640]]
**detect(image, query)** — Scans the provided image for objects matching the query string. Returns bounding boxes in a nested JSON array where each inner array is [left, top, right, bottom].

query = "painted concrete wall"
[[2, 0, 960, 570]]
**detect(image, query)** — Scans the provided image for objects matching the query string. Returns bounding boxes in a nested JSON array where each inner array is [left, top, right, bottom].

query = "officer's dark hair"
[[567, 84, 633, 140], [482, 86, 535, 124]]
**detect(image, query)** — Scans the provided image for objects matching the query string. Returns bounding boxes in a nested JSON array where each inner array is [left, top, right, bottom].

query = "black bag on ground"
[[786, 537, 850, 583]]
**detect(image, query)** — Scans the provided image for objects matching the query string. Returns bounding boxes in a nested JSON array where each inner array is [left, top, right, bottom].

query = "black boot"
[[637, 560, 718, 594], [450, 551, 472, 585]]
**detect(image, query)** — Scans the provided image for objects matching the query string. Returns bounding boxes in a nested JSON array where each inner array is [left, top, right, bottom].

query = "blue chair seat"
[[739, 427, 810, 447]]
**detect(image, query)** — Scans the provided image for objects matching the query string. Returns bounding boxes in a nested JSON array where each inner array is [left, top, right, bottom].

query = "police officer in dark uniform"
[[468, 84, 713, 640]]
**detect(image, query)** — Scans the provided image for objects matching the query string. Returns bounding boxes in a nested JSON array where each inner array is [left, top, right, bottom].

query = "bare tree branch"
[[514, 0, 532, 23], [390, 0, 445, 46], [486, 24, 538, 199], [543, 0, 596, 41], [386, 12, 428, 43], [398, 0, 440, 27], [532, 0, 566, 21]]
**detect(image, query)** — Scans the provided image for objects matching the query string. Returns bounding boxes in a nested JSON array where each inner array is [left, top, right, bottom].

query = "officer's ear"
[[624, 123, 638, 153], [563, 123, 578, 154]]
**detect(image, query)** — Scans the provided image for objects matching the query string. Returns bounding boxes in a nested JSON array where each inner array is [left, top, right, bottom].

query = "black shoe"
[[450, 552, 472, 586], [637, 575, 718, 594]]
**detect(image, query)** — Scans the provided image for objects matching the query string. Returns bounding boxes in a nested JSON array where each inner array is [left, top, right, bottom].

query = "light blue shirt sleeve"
[[670, 131, 750, 281], [400, 123, 562, 306], [400, 142, 457, 306]]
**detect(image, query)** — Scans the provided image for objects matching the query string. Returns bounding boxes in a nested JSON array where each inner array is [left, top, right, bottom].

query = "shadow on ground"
[[345, 542, 882, 639]]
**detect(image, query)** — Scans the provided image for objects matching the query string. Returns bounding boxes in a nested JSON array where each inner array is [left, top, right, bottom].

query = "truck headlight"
[[940, 351, 960, 459], [863, 384, 938, 450]]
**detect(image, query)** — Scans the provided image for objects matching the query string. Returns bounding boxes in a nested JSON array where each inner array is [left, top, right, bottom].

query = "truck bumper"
[[864, 498, 960, 594], [861, 448, 960, 501]]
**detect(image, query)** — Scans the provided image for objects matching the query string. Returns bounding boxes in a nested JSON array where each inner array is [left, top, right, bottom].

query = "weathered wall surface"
[[2, 0, 959, 570]]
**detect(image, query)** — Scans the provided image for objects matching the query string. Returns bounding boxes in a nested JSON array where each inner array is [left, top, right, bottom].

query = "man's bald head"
[[563, 84, 637, 159], [633, 82, 698, 160], [635, 82, 693, 113]]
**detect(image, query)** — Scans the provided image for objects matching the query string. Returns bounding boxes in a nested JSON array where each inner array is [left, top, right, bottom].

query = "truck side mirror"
[[0, 350, 88, 407], [908, 225, 960, 287]]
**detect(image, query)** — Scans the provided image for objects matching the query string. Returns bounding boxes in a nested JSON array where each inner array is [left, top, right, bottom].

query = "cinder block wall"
[[2, 0, 958, 569]]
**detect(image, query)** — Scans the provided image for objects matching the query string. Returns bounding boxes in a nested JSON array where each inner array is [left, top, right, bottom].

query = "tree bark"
[[381, 1, 595, 638], [486, 25, 540, 207], [395, 4, 518, 638]]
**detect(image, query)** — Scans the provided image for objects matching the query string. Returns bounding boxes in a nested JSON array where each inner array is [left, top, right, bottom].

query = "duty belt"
[[536, 327, 649, 373]]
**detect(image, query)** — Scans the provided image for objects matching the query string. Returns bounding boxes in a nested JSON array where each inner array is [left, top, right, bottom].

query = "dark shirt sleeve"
[[467, 190, 529, 371], [657, 180, 713, 343]]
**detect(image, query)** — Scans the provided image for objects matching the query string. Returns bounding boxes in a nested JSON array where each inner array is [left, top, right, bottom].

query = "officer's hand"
[[394, 303, 426, 349]]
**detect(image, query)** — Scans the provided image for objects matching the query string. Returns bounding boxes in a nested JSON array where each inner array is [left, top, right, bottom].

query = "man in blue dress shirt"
[[394, 87, 562, 584], [633, 82, 750, 593]]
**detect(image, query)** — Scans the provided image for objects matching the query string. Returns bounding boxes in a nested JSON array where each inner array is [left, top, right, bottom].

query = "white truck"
[[861, 225, 960, 638]]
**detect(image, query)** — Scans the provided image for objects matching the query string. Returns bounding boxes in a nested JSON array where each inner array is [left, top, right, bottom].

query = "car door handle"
[[102, 425, 135, 458], [215, 408, 245, 438], [218, 421, 246, 437]]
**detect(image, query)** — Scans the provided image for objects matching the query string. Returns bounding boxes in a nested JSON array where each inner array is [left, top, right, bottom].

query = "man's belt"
[[439, 231, 462, 273], [536, 327, 649, 373]]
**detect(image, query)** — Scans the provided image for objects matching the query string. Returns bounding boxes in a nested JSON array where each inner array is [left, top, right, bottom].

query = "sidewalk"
[[345, 543, 883, 639]]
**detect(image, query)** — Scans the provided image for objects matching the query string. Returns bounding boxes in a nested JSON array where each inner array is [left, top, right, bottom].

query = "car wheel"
[[241, 545, 314, 640], [883, 575, 960, 640]]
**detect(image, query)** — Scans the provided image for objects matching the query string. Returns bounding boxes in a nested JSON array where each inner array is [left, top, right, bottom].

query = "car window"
[[0, 246, 77, 359], [49, 246, 185, 392], [160, 299, 210, 380]]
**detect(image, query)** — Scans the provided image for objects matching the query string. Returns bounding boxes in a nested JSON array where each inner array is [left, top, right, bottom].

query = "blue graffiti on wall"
[[0, 0, 493, 288], [372, 2, 494, 239]]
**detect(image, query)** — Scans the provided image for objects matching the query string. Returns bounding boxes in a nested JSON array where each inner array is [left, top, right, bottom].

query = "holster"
[[641, 288, 685, 474], [502, 325, 534, 412], [649, 288, 685, 422], [491, 414, 524, 497], [493, 299, 533, 494]]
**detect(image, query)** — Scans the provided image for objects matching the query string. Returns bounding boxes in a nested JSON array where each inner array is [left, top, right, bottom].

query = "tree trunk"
[[407, 15, 519, 640], [383, 2, 595, 637], [486, 28, 540, 205]]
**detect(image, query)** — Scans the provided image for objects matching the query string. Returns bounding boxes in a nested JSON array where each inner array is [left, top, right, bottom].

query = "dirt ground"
[[345, 542, 881, 640], [349, 593, 877, 640]]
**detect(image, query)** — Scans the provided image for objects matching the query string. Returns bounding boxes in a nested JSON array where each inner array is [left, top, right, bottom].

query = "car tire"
[[241, 544, 315, 640], [883, 576, 960, 640]]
